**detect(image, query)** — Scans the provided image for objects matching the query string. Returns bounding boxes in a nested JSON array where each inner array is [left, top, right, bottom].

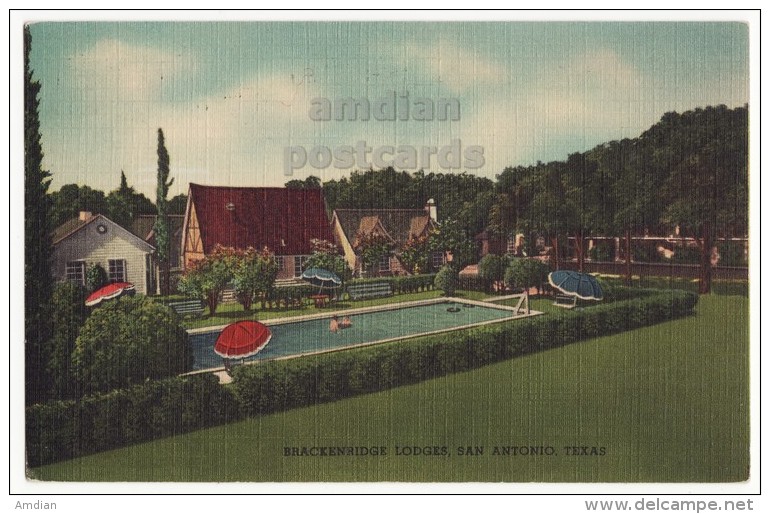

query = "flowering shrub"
[[304, 239, 352, 283], [354, 232, 395, 276], [178, 245, 281, 312], [177, 245, 235, 315], [400, 232, 432, 274], [232, 247, 279, 310]]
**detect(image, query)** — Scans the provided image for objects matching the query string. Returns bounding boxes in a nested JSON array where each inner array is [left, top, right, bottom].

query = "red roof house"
[[181, 184, 334, 279]]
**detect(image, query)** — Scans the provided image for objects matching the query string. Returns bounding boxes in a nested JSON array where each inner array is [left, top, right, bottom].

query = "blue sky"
[[28, 21, 749, 198]]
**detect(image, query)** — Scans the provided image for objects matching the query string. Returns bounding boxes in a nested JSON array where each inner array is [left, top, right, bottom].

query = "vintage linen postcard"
[[16, 13, 756, 495]]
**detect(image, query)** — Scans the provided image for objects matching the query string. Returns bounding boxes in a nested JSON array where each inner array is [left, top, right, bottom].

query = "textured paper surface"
[[18, 15, 755, 494]]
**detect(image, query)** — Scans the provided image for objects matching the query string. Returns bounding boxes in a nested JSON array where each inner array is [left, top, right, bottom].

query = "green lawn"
[[601, 276, 749, 297], [30, 293, 749, 482]]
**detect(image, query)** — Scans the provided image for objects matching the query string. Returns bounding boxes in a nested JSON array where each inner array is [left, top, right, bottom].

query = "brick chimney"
[[425, 198, 437, 222], [79, 211, 94, 221]]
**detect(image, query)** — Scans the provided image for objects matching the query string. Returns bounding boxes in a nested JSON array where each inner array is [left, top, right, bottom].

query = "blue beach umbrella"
[[301, 267, 343, 291], [548, 270, 604, 301]]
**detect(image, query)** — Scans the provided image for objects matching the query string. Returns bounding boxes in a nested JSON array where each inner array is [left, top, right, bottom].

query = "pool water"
[[189, 300, 518, 370]]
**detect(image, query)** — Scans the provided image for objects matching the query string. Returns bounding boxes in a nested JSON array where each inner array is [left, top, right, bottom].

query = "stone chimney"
[[79, 211, 94, 221], [425, 198, 437, 222]]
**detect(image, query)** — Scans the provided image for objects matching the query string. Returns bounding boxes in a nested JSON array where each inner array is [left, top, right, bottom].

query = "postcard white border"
[[6, 7, 762, 508]]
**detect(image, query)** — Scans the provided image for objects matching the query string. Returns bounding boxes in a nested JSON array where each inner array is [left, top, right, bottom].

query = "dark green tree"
[[609, 138, 660, 284], [153, 128, 174, 295], [72, 296, 192, 396], [477, 253, 509, 293], [45, 282, 88, 400], [169, 193, 188, 215], [456, 189, 496, 238], [285, 175, 322, 189], [563, 152, 601, 272], [660, 110, 748, 293], [321, 167, 493, 217], [428, 217, 477, 270], [25, 25, 54, 405], [105, 171, 134, 229], [528, 164, 576, 270], [49, 184, 107, 227], [504, 258, 550, 293], [434, 265, 459, 296]]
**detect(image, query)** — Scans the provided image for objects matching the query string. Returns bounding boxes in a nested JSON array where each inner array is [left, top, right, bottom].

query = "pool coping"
[[187, 295, 530, 335], [183, 296, 543, 376]]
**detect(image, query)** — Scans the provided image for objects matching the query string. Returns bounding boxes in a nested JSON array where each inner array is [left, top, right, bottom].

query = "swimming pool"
[[188, 297, 538, 371]]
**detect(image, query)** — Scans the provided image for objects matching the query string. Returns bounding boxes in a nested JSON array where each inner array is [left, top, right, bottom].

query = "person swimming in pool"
[[340, 316, 352, 329], [330, 315, 340, 333]]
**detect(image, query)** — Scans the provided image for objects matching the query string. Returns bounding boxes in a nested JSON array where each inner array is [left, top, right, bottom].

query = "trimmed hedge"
[[458, 274, 488, 292], [28, 287, 697, 467], [26, 373, 240, 467], [232, 288, 697, 416], [345, 274, 436, 296], [267, 283, 315, 307]]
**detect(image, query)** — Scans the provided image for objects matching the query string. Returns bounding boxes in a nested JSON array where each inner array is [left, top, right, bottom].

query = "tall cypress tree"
[[24, 25, 53, 403], [153, 128, 173, 295], [119, 170, 130, 194]]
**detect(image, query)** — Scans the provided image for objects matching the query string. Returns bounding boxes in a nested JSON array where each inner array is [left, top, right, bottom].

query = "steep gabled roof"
[[357, 215, 394, 241], [408, 216, 431, 239], [52, 214, 155, 252], [187, 184, 334, 256], [52, 216, 92, 244], [131, 214, 185, 245], [334, 208, 435, 247]]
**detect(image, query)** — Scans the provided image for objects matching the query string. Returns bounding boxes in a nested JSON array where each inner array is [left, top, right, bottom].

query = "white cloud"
[[45, 36, 734, 195], [528, 49, 643, 129], [121, 72, 326, 194], [456, 49, 647, 171], [47, 37, 331, 196], [73, 39, 197, 103], [401, 39, 507, 95]]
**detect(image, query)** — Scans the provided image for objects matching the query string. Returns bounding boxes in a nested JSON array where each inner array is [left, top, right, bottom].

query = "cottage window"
[[273, 255, 285, 271], [431, 251, 446, 269], [108, 259, 127, 282], [294, 256, 309, 278], [65, 261, 85, 285], [506, 238, 517, 255], [379, 254, 391, 273]]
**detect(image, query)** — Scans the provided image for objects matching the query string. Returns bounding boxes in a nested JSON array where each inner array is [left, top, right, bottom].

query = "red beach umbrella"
[[85, 282, 136, 307], [214, 320, 272, 360]]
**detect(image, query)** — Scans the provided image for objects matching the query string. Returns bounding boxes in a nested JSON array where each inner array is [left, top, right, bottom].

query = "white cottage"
[[52, 212, 156, 295]]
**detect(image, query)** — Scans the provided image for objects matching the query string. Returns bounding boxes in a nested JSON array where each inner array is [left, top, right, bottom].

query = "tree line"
[[288, 104, 748, 294], [48, 175, 188, 231]]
